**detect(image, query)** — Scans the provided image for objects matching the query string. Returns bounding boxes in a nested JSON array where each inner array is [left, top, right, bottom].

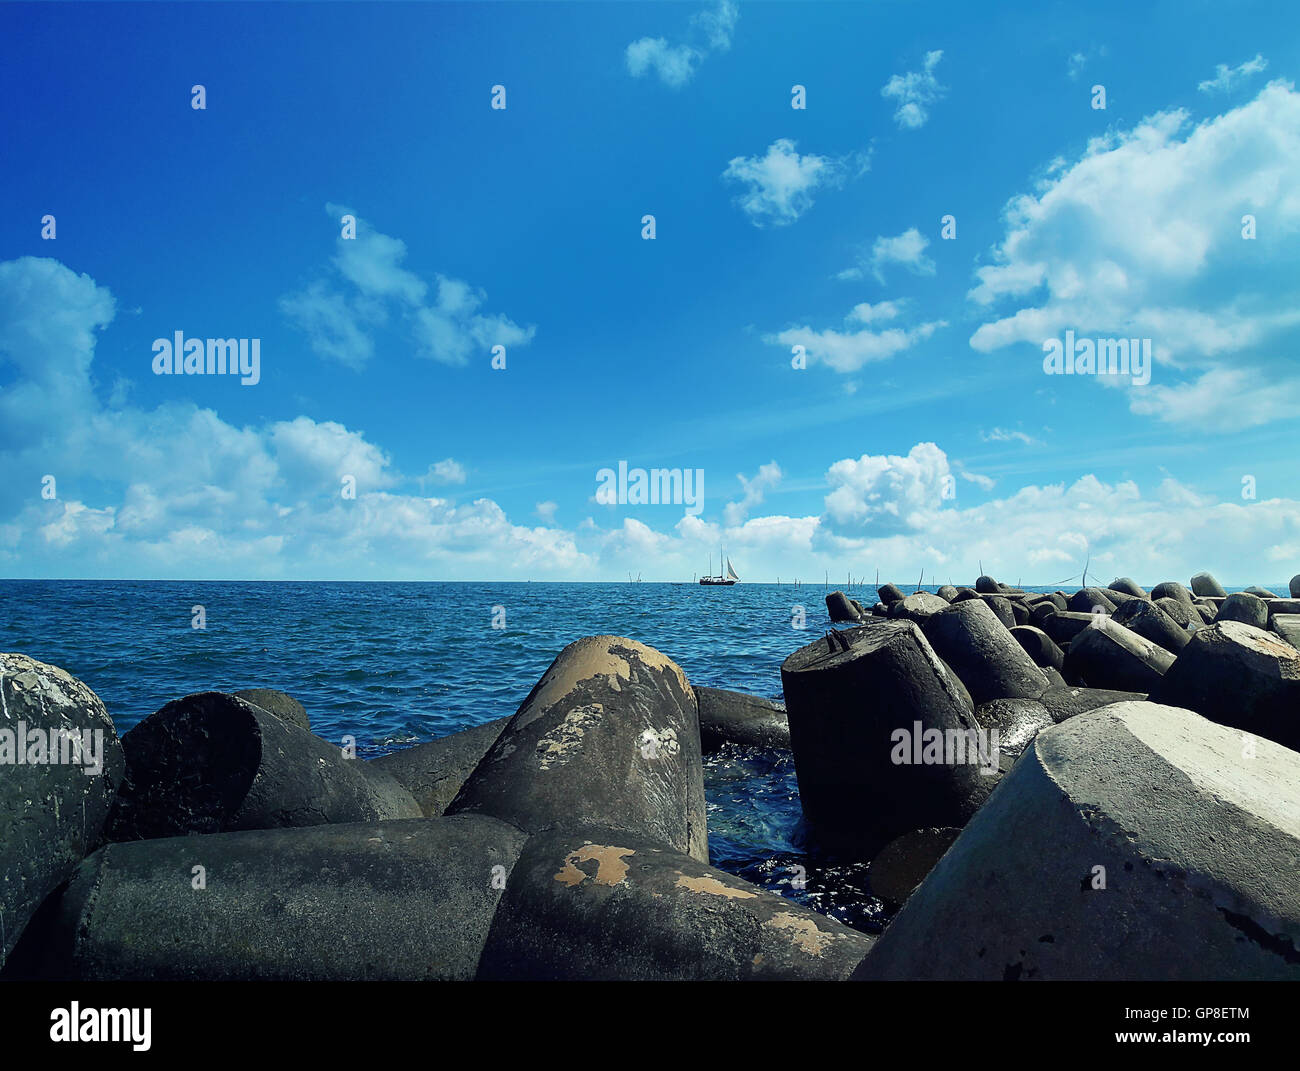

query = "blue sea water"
[[0, 578, 1276, 933]]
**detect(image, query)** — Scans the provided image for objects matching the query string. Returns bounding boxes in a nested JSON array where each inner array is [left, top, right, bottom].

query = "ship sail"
[[726, 558, 739, 581]]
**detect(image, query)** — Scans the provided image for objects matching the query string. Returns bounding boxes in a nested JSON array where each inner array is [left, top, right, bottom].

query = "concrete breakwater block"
[[922, 600, 1049, 705], [780, 622, 996, 846], [1112, 598, 1190, 653], [1273, 614, 1300, 650], [1039, 684, 1146, 724], [1151, 621, 1300, 751], [1292, 574, 1300, 598], [854, 702, 1300, 980], [369, 716, 510, 817], [1062, 617, 1174, 693], [106, 692, 420, 841], [1216, 592, 1269, 629], [825, 590, 861, 622], [1151, 581, 1194, 605], [696, 686, 789, 751], [448, 636, 708, 862], [868, 827, 961, 907], [0, 653, 125, 970], [888, 592, 950, 623], [26, 816, 528, 981], [974, 698, 1054, 760], [231, 688, 309, 731], [1191, 571, 1228, 597], [1009, 624, 1064, 671], [1042, 611, 1097, 646], [477, 824, 874, 980]]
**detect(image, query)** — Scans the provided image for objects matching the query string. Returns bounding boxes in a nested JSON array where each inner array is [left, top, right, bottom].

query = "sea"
[[0, 578, 1274, 934]]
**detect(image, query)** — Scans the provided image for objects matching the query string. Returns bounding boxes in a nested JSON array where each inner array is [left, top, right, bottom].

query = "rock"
[[923, 601, 1049, 704], [0, 654, 125, 971], [1151, 621, 1300, 751], [975, 575, 1002, 594], [1191, 571, 1228, 597], [105, 692, 420, 842], [1040, 666, 1067, 690], [780, 622, 996, 847], [936, 585, 958, 602], [1154, 596, 1192, 628], [448, 636, 708, 862], [1009, 625, 1065, 672], [231, 688, 309, 731], [1112, 599, 1190, 653], [853, 702, 1300, 980], [369, 717, 509, 817], [1063, 618, 1175, 693], [850, 599, 864, 617], [877, 583, 906, 605], [871, 602, 888, 617], [25, 816, 527, 980], [1215, 592, 1269, 629], [868, 828, 961, 907], [887, 592, 949, 623], [1029, 601, 1060, 629], [1245, 585, 1278, 599], [1196, 604, 1217, 625], [1266, 598, 1300, 618], [1043, 611, 1102, 647], [1067, 588, 1117, 614], [976, 594, 1016, 629], [477, 824, 873, 980], [1039, 684, 1146, 724], [1292, 575, 1300, 598], [1150, 581, 1193, 605], [974, 698, 1054, 760], [825, 590, 861, 623], [696, 687, 789, 751], [1272, 615, 1300, 650], [1108, 578, 1147, 598]]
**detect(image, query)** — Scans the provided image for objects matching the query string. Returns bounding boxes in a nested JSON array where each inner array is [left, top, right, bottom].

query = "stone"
[[1112, 598, 1190, 653], [825, 590, 860, 623], [231, 688, 309, 731], [974, 698, 1054, 760], [1150, 581, 1193, 605], [975, 575, 1002, 594], [105, 692, 420, 843], [1291, 574, 1300, 598], [1216, 592, 1269, 629], [887, 592, 950, 623], [369, 717, 509, 817], [1009, 625, 1064, 672], [1191, 571, 1228, 598], [1043, 610, 1103, 647], [1151, 621, 1300, 751], [1039, 685, 1146, 724], [1245, 585, 1278, 599], [868, 827, 961, 907], [1272, 615, 1300, 650], [922, 601, 1049, 706], [853, 702, 1300, 980], [877, 583, 906, 605], [696, 687, 789, 751], [1062, 617, 1175, 693], [448, 636, 708, 862], [1154, 596, 1192, 628], [780, 622, 996, 847], [1067, 588, 1117, 614], [1108, 578, 1147, 598], [0, 654, 125, 971], [936, 585, 959, 602]]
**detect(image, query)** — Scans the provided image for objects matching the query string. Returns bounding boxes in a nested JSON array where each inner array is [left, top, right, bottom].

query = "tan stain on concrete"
[[554, 844, 636, 888], [674, 874, 758, 899], [765, 911, 835, 956], [514, 636, 693, 730]]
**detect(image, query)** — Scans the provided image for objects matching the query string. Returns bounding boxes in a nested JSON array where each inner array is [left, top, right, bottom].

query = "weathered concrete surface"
[[868, 828, 961, 907], [1042, 611, 1097, 646], [1216, 592, 1269, 629], [26, 816, 528, 980], [877, 583, 906, 605], [1151, 581, 1194, 605], [854, 702, 1300, 980], [696, 687, 789, 751], [1039, 684, 1146, 724], [1009, 624, 1064, 671], [1292, 574, 1300, 598], [369, 716, 510, 817], [448, 636, 708, 862], [1112, 598, 1191, 653], [477, 824, 873, 980], [106, 692, 420, 842], [781, 622, 996, 846], [231, 688, 309, 731], [1151, 621, 1300, 751], [1108, 578, 1147, 598], [1273, 614, 1300, 650], [1068, 587, 1118, 614], [0, 654, 125, 970], [922, 600, 1048, 705], [1062, 617, 1174, 693], [974, 698, 1055, 760], [888, 592, 949, 624]]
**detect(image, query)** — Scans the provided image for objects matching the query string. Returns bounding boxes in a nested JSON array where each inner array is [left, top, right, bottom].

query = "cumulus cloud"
[[968, 81, 1300, 426], [281, 205, 535, 369], [723, 139, 866, 227], [626, 0, 737, 89], [765, 301, 946, 373], [881, 50, 945, 129], [1198, 54, 1268, 94], [840, 227, 936, 282], [723, 461, 782, 526]]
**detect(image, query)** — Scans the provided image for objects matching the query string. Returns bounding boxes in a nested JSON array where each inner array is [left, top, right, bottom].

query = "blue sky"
[[2, 0, 1298, 583]]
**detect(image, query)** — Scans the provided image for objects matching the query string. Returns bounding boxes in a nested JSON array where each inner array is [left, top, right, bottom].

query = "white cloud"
[[968, 81, 1300, 427], [419, 458, 468, 486], [535, 500, 558, 524], [723, 139, 864, 227], [766, 303, 945, 373], [881, 50, 945, 129], [282, 206, 535, 369], [723, 461, 782, 526], [1198, 54, 1268, 94], [981, 427, 1043, 446], [626, 1, 738, 89]]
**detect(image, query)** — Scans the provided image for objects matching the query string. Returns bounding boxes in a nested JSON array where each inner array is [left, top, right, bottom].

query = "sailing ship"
[[699, 547, 739, 586]]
